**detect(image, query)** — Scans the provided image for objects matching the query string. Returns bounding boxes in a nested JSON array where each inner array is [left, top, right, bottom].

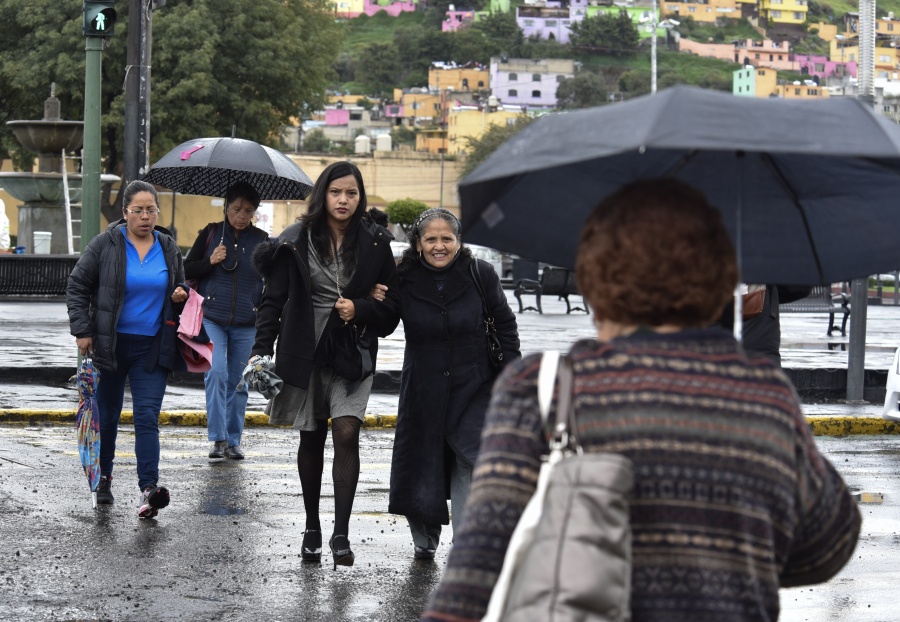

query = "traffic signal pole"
[[81, 36, 103, 249]]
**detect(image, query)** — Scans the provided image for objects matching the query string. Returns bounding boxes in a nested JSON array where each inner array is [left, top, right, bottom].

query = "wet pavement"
[[0, 424, 898, 621], [2, 295, 900, 620]]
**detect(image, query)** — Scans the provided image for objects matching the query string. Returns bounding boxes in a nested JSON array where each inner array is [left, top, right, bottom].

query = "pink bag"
[[177, 288, 213, 372]]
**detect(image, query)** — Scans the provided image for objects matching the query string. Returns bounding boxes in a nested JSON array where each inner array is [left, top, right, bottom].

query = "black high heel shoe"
[[301, 529, 322, 562], [329, 534, 355, 570]]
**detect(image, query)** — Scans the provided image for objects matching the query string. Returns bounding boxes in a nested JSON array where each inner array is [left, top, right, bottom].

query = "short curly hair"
[[576, 179, 738, 328]]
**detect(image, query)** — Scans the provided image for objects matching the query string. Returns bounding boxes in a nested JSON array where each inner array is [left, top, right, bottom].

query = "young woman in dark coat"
[[249, 161, 400, 569], [382, 208, 521, 560]]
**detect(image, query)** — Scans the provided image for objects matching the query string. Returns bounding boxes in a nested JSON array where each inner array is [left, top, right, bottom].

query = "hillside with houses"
[[283, 0, 900, 159]]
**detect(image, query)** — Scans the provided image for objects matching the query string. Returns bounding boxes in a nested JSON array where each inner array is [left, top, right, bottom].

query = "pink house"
[[793, 54, 858, 79], [325, 109, 351, 125], [363, 0, 417, 17], [443, 9, 475, 32]]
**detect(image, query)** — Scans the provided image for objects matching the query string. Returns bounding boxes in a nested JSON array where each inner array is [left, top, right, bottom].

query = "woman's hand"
[[171, 286, 189, 303], [76, 337, 93, 357], [209, 243, 227, 265], [335, 297, 356, 323], [369, 283, 388, 302]]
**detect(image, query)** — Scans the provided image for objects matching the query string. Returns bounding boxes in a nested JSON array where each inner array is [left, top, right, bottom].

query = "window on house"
[[755, 53, 760, 59], [532, 74, 541, 81], [793, 12, 803, 19], [795, 88, 800, 95], [547, 19, 557, 26], [688, 6, 696, 12], [778, 55, 783, 60], [478, 81, 484, 87], [815, 63, 825, 72], [772, 10, 781, 17], [759, 70, 766, 75], [462, 78, 469, 89], [769, 54, 774, 61], [890, 23, 895, 31], [509, 89, 518, 97], [509, 73, 518, 81], [532, 90, 541, 97], [880, 54, 891, 62], [524, 19, 534, 26], [350, 112, 362, 121], [809, 89, 818, 95]]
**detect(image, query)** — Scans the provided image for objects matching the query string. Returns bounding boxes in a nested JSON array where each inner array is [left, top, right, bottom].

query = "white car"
[[468, 244, 504, 277]]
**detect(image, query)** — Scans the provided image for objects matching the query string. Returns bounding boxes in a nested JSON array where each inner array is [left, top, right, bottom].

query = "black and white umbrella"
[[142, 135, 313, 200]]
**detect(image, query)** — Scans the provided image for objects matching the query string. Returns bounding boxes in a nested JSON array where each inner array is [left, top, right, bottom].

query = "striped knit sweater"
[[421, 328, 861, 622]]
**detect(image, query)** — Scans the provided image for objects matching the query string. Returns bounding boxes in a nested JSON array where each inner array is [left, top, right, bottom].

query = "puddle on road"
[[785, 342, 897, 353]]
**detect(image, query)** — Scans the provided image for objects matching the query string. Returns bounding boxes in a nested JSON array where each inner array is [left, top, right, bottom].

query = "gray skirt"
[[265, 365, 373, 431]]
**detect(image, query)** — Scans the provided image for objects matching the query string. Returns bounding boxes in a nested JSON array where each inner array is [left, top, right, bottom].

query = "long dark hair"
[[300, 161, 367, 278]]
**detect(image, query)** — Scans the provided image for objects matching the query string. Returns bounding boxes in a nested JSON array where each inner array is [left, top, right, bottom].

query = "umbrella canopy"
[[459, 85, 900, 285], [142, 136, 314, 200], [75, 356, 101, 508]]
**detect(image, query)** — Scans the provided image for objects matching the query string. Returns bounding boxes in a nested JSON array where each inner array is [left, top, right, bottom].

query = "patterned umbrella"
[[141, 135, 314, 200], [75, 356, 101, 508]]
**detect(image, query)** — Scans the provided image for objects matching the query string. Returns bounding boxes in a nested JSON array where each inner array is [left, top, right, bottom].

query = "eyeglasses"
[[126, 208, 160, 216]]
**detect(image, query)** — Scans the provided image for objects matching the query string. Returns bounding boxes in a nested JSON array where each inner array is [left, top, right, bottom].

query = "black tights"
[[297, 417, 362, 537]]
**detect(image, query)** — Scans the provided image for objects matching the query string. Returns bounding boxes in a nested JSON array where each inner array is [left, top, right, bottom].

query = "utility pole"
[[124, 0, 163, 189], [651, 0, 658, 93], [848, 0, 876, 402]]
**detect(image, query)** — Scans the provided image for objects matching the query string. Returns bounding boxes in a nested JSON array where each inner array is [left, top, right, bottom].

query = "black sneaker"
[[138, 485, 170, 519], [96, 474, 114, 504]]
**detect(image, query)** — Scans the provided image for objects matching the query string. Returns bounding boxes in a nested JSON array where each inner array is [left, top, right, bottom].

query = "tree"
[[569, 11, 640, 56], [556, 72, 609, 110], [355, 43, 403, 98], [385, 198, 428, 234], [473, 11, 525, 58], [391, 125, 417, 148], [0, 0, 341, 223], [461, 116, 534, 177], [303, 129, 330, 153]]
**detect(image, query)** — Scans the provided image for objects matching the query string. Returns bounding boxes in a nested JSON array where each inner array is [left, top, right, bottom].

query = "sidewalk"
[[2, 294, 899, 434]]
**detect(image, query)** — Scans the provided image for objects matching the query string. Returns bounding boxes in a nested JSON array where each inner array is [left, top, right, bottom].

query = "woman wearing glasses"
[[67, 180, 188, 518], [184, 181, 269, 461]]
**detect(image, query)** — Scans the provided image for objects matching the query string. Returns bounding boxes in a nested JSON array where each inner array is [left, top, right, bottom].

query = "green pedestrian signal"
[[83, 1, 117, 37]]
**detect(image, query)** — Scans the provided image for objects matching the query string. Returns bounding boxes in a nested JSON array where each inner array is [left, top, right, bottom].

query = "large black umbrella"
[[460, 85, 900, 285], [142, 135, 314, 200]]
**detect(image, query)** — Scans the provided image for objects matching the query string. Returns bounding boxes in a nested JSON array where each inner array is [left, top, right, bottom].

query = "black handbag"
[[322, 322, 373, 383], [469, 260, 504, 369]]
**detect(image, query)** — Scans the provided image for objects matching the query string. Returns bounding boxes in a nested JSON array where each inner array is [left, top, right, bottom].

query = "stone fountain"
[[0, 86, 119, 253]]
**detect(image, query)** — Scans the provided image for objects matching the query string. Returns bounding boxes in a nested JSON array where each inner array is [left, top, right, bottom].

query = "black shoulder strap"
[[469, 259, 492, 319]]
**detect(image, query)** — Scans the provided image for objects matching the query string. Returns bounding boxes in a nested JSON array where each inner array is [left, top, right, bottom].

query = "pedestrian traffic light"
[[83, 1, 117, 37]]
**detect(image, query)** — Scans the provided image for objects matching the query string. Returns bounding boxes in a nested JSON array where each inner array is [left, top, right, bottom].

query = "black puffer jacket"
[[250, 214, 401, 389], [66, 220, 185, 372], [183, 221, 268, 326]]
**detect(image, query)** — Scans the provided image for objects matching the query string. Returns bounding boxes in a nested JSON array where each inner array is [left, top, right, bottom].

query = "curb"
[[0, 409, 399, 429], [1, 410, 898, 435]]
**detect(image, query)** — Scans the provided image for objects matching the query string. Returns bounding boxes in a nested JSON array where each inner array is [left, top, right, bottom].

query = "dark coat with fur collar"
[[388, 252, 520, 525], [250, 217, 400, 390]]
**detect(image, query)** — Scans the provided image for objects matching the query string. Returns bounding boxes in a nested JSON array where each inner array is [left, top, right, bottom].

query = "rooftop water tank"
[[375, 134, 392, 152], [355, 134, 371, 154]]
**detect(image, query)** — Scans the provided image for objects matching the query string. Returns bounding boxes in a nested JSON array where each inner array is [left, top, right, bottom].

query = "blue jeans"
[[96, 332, 168, 491], [203, 319, 255, 447]]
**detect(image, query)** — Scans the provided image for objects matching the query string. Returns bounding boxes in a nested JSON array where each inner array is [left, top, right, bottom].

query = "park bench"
[[513, 266, 589, 315], [779, 284, 849, 336], [0, 255, 78, 299]]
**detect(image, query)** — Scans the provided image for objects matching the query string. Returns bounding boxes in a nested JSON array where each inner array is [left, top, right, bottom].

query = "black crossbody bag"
[[469, 260, 504, 369]]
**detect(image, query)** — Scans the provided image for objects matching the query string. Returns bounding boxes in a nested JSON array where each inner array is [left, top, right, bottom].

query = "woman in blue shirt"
[[67, 180, 188, 519]]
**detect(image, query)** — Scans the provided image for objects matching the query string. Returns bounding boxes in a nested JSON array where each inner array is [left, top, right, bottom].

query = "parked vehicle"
[[468, 244, 504, 277]]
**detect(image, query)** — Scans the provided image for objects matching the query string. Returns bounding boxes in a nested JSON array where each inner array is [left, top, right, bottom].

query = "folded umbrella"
[[238, 355, 283, 399], [75, 356, 101, 508]]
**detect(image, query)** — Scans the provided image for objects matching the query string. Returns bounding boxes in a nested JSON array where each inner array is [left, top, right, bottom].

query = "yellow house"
[[428, 66, 491, 92], [877, 15, 900, 37], [392, 88, 442, 124], [416, 128, 449, 154], [447, 107, 525, 155], [830, 41, 898, 78], [759, 0, 808, 26], [733, 65, 778, 97], [776, 82, 829, 98], [331, 0, 365, 16], [809, 21, 837, 42], [662, 0, 738, 23]]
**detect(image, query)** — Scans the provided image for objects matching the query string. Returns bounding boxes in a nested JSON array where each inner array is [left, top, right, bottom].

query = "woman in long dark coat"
[[386, 208, 520, 560]]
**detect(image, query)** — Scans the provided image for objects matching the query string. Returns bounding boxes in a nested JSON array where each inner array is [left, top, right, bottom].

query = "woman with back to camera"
[[383, 207, 520, 561], [67, 180, 188, 519], [421, 179, 861, 621], [249, 161, 400, 569], [184, 181, 268, 461]]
